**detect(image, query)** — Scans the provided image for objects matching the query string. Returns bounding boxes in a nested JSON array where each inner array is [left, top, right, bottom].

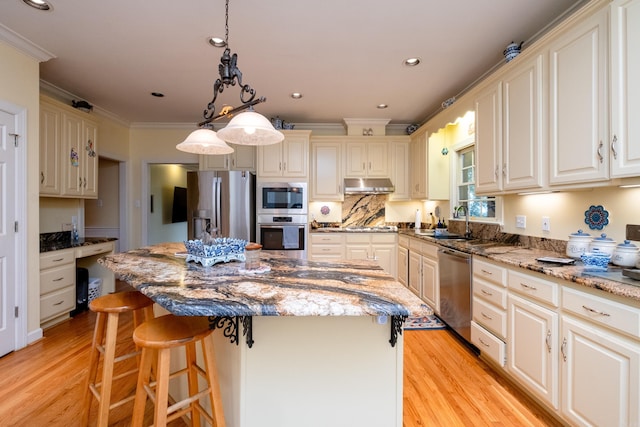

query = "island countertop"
[[98, 242, 432, 318]]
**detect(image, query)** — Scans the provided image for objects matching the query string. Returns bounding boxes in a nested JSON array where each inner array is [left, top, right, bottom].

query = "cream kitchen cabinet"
[[409, 131, 428, 199], [40, 248, 76, 328], [310, 140, 342, 201], [397, 235, 409, 286], [308, 233, 344, 261], [409, 128, 449, 200], [471, 257, 508, 367], [561, 286, 640, 427], [389, 140, 410, 201], [548, 8, 609, 186], [407, 251, 422, 297], [40, 98, 99, 198], [474, 51, 545, 194], [199, 144, 255, 171], [406, 237, 439, 312], [610, 0, 640, 178], [257, 130, 310, 179], [343, 139, 389, 178], [345, 233, 396, 278]]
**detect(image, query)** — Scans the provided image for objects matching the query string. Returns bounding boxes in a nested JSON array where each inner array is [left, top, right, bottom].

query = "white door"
[[0, 109, 17, 357]]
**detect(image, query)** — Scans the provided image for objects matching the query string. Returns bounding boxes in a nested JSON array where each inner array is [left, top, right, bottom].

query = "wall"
[[0, 41, 41, 338], [39, 198, 82, 233], [147, 164, 189, 244]]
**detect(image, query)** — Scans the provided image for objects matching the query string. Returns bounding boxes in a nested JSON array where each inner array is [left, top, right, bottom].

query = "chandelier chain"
[[224, 0, 229, 47]]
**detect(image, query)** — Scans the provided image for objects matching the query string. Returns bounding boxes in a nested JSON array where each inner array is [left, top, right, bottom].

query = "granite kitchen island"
[[99, 242, 431, 427]]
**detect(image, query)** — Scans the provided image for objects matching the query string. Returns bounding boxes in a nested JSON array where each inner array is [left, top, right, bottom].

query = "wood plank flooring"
[[0, 284, 563, 426]]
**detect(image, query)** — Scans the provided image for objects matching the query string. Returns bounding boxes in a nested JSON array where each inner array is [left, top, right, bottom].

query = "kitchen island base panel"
[[171, 316, 404, 427]]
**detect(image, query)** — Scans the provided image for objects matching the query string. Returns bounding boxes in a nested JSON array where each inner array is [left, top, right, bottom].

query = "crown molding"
[[0, 24, 55, 62]]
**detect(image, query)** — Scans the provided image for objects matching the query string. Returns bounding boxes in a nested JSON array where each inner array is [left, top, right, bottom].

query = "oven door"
[[259, 224, 306, 254]]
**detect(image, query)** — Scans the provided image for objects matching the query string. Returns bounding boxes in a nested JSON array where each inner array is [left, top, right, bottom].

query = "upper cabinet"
[[343, 139, 389, 178], [257, 130, 310, 179], [410, 131, 428, 199], [389, 139, 411, 201], [475, 51, 545, 194], [310, 139, 342, 201], [548, 8, 609, 185], [200, 144, 256, 172], [40, 97, 99, 199], [610, 0, 640, 177]]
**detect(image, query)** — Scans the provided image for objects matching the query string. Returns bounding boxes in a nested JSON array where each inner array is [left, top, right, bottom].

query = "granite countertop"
[[40, 231, 118, 253], [98, 242, 433, 318], [399, 230, 640, 304]]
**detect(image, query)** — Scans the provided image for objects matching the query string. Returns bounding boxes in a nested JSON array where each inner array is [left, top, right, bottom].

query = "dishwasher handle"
[[438, 248, 471, 260]]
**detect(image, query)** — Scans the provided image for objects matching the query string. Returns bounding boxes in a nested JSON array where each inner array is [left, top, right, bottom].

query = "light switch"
[[516, 215, 526, 229]]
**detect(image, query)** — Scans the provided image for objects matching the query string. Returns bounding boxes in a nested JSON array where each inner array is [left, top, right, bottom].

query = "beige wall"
[[147, 164, 189, 244], [0, 41, 41, 336], [85, 158, 119, 229]]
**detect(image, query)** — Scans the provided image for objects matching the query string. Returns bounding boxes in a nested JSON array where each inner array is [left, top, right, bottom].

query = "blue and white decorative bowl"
[[580, 251, 611, 272], [184, 238, 248, 266]]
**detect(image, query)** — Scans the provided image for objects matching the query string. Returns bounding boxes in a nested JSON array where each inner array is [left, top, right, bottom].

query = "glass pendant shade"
[[176, 128, 234, 155], [217, 110, 285, 146]]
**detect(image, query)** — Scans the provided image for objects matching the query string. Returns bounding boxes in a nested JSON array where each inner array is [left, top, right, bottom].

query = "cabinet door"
[[344, 142, 367, 177], [311, 142, 342, 200], [82, 120, 98, 198], [397, 246, 408, 286], [610, 0, 640, 177], [345, 244, 370, 261], [410, 132, 427, 199], [372, 244, 395, 278], [389, 141, 410, 201], [561, 315, 640, 427], [61, 113, 83, 196], [39, 103, 62, 195], [282, 137, 308, 177], [257, 144, 283, 177], [507, 293, 559, 409], [427, 132, 449, 200], [231, 145, 256, 171], [200, 153, 230, 171], [474, 80, 503, 194], [366, 141, 389, 177], [408, 252, 421, 296], [549, 9, 609, 184], [420, 256, 439, 313], [502, 53, 544, 191]]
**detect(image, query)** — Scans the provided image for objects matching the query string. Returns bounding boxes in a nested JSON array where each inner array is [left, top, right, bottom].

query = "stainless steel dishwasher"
[[438, 247, 472, 342]]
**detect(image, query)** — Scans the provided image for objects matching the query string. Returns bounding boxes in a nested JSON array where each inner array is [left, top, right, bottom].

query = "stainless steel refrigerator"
[[186, 170, 256, 242]]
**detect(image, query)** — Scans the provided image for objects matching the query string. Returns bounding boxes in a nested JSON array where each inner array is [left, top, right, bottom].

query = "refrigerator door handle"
[[213, 176, 222, 236]]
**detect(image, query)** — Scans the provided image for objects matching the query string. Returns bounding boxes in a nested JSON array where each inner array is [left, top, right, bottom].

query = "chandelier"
[[177, 0, 284, 154]]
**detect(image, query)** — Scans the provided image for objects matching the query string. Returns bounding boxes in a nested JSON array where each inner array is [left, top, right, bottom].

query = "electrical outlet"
[[62, 223, 73, 231], [542, 216, 551, 232], [516, 215, 526, 229]]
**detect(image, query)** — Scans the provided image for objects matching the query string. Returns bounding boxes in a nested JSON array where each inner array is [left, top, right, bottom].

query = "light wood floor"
[[0, 285, 562, 426]]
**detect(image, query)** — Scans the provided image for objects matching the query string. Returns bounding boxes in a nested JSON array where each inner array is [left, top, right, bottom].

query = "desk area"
[[99, 242, 431, 427]]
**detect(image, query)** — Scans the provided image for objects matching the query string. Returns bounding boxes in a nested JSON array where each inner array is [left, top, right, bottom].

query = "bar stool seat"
[[82, 291, 155, 427], [131, 314, 226, 427]]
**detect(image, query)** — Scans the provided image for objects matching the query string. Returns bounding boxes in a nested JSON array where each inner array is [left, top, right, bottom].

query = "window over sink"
[[455, 145, 501, 222]]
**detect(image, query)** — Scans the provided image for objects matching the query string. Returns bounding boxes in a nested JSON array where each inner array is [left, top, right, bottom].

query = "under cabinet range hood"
[[343, 178, 394, 194]]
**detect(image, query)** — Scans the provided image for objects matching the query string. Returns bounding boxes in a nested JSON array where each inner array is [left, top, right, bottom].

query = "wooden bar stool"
[[131, 314, 226, 427], [82, 291, 155, 427]]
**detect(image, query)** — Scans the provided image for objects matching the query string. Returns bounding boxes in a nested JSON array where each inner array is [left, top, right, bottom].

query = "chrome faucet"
[[456, 205, 472, 239]]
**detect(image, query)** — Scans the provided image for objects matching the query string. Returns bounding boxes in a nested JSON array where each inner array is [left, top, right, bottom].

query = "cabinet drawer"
[[310, 245, 344, 256], [398, 235, 409, 248], [370, 233, 396, 244], [345, 233, 370, 244], [508, 270, 558, 307], [75, 241, 113, 258], [40, 249, 75, 269], [473, 258, 507, 287], [562, 287, 640, 339], [471, 321, 506, 367], [41, 264, 75, 295], [420, 242, 438, 259], [409, 237, 423, 251], [473, 278, 507, 309], [310, 233, 344, 245], [40, 286, 75, 322], [473, 298, 507, 339]]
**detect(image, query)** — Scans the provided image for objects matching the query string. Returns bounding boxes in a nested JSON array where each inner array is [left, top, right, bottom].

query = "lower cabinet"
[[39, 248, 76, 327], [308, 233, 345, 261], [406, 237, 440, 313], [397, 235, 409, 286], [345, 233, 397, 278]]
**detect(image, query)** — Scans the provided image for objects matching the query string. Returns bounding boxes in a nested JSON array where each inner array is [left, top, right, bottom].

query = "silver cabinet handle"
[[597, 140, 604, 163], [481, 289, 493, 296], [561, 337, 567, 362], [53, 277, 64, 282], [494, 166, 499, 179], [520, 282, 537, 291], [481, 312, 493, 320], [53, 300, 64, 306], [611, 135, 618, 159], [478, 337, 491, 348], [279, 162, 282, 171], [502, 163, 506, 177], [283, 162, 287, 171], [582, 305, 610, 317], [40, 172, 44, 184], [481, 269, 493, 276], [546, 330, 551, 353]]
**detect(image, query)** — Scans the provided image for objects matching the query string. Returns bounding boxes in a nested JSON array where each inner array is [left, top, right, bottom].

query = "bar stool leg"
[[202, 334, 226, 427], [154, 347, 172, 426], [82, 312, 107, 426], [185, 342, 202, 427], [95, 312, 120, 426], [131, 346, 154, 427]]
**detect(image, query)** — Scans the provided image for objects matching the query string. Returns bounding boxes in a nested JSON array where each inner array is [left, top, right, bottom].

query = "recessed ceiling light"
[[208, 37, 227, 48], [290, 92, 303, 99], [22, 0, 51, 10], [151, 92, 165, 98], [403, 57, 421, 67], [377, 104, 388, 109]]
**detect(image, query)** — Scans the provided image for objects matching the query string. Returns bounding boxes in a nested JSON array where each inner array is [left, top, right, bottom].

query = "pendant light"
[[189, 0, 283, 149], [176, 127, 234, 155]]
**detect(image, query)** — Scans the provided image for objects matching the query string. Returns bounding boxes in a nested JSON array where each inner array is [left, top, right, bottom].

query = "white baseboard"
[[27, 328, 43, 345]]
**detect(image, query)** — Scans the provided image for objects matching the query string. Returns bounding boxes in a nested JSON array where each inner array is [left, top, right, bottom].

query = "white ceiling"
[[1, 0, 586, 128]]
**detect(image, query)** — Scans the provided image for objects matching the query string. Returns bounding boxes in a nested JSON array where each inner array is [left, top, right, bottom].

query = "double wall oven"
[[257, 182, 308, 259]]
